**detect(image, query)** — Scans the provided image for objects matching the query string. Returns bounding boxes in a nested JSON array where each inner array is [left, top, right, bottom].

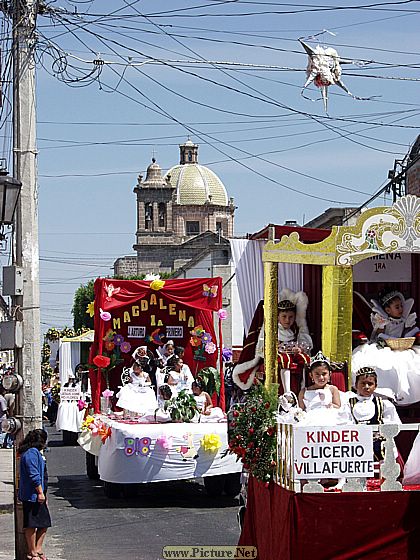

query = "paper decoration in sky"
[[299, 39, 372, 113]]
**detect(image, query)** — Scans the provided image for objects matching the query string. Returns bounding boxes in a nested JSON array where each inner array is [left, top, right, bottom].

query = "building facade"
[[114, 140, 236, 277]]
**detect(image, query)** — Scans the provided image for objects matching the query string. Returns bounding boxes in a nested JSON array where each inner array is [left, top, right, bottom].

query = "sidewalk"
[[0, 448, 15, 559]]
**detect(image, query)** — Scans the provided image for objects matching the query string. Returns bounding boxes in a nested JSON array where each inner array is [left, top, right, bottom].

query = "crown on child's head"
[[309, 351, 330, 369], [278, 299, 296, 312], [355, 366, 376, 378], [379, 289, 402, 308]]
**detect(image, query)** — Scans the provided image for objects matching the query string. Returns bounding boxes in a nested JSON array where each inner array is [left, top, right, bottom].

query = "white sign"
[[166, 326, 184, 339], [293, 425, 374, 479], [127, 326, 146, 338], [60, 386, 81, 401], [353, 253, 411, 283]]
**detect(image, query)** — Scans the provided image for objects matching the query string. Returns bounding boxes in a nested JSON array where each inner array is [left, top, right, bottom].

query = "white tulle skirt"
[[403, 432, 420, 485], [116, 384, 157, 415], [352, 344, 420, 405]]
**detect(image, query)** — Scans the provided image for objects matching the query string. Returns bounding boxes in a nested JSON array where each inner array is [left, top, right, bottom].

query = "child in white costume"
[[352, 288, 420, 405], [116, 361, 157, 414], [297, 351, 347, 426]]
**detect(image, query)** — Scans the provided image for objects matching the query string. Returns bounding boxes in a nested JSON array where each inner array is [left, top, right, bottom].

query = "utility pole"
[[11, 1, 41, 558]]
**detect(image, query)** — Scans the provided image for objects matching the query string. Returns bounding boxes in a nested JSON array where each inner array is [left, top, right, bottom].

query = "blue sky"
[[1, 0, 419, 330]]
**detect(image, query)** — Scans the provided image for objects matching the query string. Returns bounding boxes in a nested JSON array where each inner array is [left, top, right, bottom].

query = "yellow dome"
[[165, 163, 228, 206]]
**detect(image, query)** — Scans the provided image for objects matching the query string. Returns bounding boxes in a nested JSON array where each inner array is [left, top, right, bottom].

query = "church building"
[[114, 140, 236, 277]]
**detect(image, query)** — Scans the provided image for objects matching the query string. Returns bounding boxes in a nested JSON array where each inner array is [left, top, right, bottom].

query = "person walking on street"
[[18, 429, 51, 560]]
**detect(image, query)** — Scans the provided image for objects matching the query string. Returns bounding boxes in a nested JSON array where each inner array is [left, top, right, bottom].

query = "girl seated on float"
[[297, 352, 348, 427], [165, 356, 194, 396], [116, 361, 157, 415], [192, 380, 225, 422], [346, 367, 400, 462], [352, 287, 420, 405], [157, 384, 172, 408]]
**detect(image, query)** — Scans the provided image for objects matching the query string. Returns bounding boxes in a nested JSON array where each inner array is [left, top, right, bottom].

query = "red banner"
[[89, 277, 224, 411]]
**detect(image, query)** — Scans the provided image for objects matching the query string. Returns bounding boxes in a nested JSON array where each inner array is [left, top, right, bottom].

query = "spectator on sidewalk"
[[18, 429, 51, 560]]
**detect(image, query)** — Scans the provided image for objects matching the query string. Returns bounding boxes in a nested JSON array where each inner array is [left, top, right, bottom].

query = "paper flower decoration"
[[93, 355, 111, 369], [120, 341, 131, 353], [86, 301, 95, 317], [100, 308, 112, 322], [102, 389, 114, 398], [81, 415, 95, 431], [103, 329, 115, 342], [113, 334, 124, 346], [205, 342, 217, 354], [222, 347, 233, 362], [202, 332, 212, 344], [145, 273, 161, 281], [191, 325, 204, 337], [77, 399, 87, 411], [156, 434, 173, 450], [218, 309, 228, 320], [104, 341, 115, 352], [201, 433, 221, 453], [150, 279, 165, 291], [190, 336, 201, 347]]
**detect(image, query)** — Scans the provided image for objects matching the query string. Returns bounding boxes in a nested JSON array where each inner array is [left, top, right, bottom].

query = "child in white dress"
[[116, 361, 157, 415], [352, 288, 420, 404], [298, 351, 342, 426]]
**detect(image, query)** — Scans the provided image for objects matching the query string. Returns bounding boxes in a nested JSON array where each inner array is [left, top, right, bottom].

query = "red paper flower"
[[93, 355, 111, 368]]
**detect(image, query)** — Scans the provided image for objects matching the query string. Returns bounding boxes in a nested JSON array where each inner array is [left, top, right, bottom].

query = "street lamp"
[[0, 169, 22, 225]]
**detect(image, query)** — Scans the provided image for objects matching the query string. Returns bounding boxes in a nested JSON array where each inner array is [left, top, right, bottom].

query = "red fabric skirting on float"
[[239, 476, 420, 559]]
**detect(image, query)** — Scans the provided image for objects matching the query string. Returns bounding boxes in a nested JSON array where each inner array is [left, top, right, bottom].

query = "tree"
[[72, 280, 95, 331]]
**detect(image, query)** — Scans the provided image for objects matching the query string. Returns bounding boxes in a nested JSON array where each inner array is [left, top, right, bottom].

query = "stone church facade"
[[114, 140, 236, 277]]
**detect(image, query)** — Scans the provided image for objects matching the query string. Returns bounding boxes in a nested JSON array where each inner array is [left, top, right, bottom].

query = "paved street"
[[1, 427, 241, 560]]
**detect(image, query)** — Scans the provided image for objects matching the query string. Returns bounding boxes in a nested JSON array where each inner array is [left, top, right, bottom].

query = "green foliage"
[[227, 381, 279, 483], [45, 328, 60, 342], [164, 389, 199, 422], [41, 342, 51, 363], [196, 366, 221, 396], [72, 280, 95, 331]]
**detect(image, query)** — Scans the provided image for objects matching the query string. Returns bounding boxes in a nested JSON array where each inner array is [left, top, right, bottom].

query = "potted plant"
[[196, 367, 221, 397], [164, 390, 199, 422]]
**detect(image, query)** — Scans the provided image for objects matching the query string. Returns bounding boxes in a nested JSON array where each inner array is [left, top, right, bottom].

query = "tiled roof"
[[165, 164, 228, 206]]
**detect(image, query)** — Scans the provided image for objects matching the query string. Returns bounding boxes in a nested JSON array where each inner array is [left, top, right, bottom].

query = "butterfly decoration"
[[104, 283, 121, 301], [146, 328, 165, 346], [202, 283, 218, 299]]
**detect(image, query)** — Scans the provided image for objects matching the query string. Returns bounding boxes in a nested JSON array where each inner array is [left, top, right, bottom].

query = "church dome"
[[165, 141, 229, 206], [165, 164, 228, 205]]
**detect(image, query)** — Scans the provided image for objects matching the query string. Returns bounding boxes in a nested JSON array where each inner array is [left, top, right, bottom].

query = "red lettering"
[[295, 463, 303, 475], [342, 431, 349, 443], [307, 432, 315, 444], [332, 431, 340, 443], [351, 430, 359, 442], [321, 431, 331, 443]]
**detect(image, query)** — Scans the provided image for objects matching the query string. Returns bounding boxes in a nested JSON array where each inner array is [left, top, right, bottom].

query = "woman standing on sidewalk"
[[18, 429, 51, 560]]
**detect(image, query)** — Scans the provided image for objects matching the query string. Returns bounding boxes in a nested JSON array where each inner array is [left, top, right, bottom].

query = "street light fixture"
[[0, 168, 22, 225]]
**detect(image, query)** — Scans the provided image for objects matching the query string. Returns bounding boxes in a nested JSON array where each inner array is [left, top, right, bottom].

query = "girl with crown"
[[352, 287, 420, 405], [233, 289, 313, 393]]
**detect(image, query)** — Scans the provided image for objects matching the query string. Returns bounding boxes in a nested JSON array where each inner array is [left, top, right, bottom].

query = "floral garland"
[[81, 414, 112, 443], [45, 328, 60, 342], [228, 381, 278, 484]]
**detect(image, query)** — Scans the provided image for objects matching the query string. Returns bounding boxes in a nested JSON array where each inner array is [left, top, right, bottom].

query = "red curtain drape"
[[239, 477, 420, 559], [89, 277, 224, 412]]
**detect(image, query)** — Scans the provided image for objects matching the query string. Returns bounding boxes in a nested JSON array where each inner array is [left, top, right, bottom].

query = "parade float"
[[78, 276, 241, 498], [236, 195, 420, 559]]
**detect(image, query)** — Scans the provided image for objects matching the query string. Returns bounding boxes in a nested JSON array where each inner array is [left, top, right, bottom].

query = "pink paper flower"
[[205, 342, 217, 354], [156, 434, 173, 450], [77, 399, 87, 411], [100, 308, 112, 322], [102, 389, 114, 398], [218, 308, 228, 320]]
